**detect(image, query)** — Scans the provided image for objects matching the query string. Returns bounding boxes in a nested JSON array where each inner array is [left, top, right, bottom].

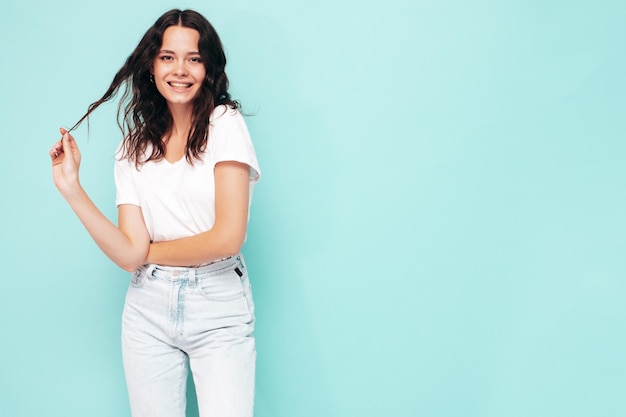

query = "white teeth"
[[169, 82, 191, 88]]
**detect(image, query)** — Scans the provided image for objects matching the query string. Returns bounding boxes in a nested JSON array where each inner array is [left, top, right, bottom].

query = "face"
[[152, 25, 206, 109]]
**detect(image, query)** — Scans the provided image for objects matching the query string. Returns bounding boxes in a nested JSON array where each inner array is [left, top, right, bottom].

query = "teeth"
[[169, 82, 191, 88]]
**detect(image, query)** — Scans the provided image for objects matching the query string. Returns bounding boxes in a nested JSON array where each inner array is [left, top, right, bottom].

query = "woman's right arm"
[[49, 128, 150, 272]]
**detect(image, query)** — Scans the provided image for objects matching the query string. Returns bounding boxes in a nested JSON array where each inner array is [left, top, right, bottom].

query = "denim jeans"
[[121, 255, 255, 417]]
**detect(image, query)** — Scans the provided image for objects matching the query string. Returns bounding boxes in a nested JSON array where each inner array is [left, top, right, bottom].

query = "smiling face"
[[152, 25, 206, 110]]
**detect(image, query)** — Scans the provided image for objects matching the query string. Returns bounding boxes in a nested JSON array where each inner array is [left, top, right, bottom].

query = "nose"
[[174, 60, 188, 76]]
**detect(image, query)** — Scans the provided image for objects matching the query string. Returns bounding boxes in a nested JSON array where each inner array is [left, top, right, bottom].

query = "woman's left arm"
[[146, 161, 250, 266]]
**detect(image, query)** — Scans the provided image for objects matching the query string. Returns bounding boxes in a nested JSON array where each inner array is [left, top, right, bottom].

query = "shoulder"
[[206, 105, 259, 179], [208, 105, 250, 145], [114, 141, 130, 167], [210, 104, 244, 126]]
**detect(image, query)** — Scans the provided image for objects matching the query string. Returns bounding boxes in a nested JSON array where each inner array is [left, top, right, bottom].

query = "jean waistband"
[[136, 254, 245, 284]]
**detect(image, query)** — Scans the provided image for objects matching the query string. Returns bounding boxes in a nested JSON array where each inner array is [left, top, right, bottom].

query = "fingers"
[[49, 140, 64, 160], [62, 131, 70, 148], [50, 127, 79, 163], [59, 128, 70, 149], [57, 127, 79, 155], [64, 128, 80, 150], [50, 128, 69, 162], [58, 127, 74, 143]]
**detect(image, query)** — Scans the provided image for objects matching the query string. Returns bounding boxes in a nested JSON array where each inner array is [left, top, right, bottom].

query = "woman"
[[49, 9, 259, 417]]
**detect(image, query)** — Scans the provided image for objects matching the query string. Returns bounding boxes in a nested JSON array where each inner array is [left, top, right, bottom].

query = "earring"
[[150, 74, 154, 83]]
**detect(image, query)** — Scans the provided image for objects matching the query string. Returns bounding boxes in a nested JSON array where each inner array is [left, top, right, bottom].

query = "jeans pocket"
[[130, 269, 147, 288], [198, 269, 245, 301]]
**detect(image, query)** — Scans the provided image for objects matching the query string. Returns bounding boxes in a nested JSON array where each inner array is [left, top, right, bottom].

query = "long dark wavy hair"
[[70, 9, 238, 166]]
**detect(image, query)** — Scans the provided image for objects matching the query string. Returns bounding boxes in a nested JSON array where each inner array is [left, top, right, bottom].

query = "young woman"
[[49, 9, 260, 417]]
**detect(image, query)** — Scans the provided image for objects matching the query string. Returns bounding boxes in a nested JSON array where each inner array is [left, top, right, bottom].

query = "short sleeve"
[[209, 106, 261, 182], [114, 145, 140, 207]]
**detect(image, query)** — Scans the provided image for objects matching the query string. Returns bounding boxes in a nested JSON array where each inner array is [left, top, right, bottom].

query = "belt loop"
[[237, 254, 245, 271], [188, 268, 197, 287]]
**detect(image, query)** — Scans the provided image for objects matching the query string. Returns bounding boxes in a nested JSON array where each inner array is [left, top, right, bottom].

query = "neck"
[[167, 103, 194, 142]]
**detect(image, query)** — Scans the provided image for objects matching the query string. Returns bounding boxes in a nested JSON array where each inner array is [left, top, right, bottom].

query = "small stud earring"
[[150, 74, 154, 83]]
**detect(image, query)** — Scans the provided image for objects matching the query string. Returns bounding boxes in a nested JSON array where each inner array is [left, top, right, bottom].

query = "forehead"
[[160, 26, 200, 50]]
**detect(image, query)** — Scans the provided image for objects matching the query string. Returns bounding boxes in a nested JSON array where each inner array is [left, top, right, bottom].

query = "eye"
[[189, 56, 203, 63], [159, 55, 173, 61]]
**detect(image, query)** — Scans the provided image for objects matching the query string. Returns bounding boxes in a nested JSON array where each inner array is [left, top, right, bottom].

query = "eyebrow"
[[159, 49, 201, 55]]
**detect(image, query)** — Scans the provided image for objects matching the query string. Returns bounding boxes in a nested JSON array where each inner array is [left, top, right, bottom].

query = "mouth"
[[167, 81, 193, 88]]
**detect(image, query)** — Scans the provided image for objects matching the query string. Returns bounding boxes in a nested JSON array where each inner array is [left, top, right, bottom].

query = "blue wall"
[[2, 1, 625, 416]]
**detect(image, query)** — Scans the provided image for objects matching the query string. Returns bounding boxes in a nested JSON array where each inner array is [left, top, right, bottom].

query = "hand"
[[49, 127, 82, 197]]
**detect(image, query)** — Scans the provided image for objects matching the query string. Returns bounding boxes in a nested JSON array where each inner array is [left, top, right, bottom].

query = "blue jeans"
[[121, 255, 255, 417]]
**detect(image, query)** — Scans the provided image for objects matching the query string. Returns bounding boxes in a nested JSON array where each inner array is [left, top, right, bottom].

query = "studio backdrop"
[[1, 1, 625, 416]]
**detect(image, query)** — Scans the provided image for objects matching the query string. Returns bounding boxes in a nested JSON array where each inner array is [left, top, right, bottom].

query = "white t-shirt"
[[114, 105, 261, 242]]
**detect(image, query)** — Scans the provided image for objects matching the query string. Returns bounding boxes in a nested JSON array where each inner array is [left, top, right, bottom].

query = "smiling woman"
[[47, 9, 260, 417], [152, 27, 206, 110]]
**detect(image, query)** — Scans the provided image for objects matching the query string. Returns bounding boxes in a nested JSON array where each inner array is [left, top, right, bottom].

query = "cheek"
[[153, 64, 167, 79], [153, 75, 169, 97]]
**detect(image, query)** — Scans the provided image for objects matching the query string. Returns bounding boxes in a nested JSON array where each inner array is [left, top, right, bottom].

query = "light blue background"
[[1, 1, 625, 416]]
